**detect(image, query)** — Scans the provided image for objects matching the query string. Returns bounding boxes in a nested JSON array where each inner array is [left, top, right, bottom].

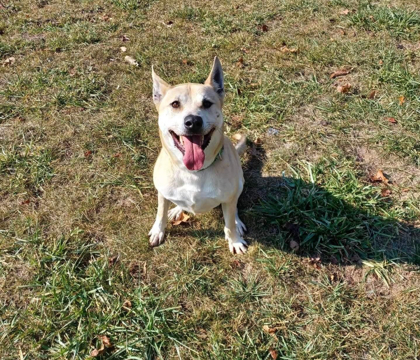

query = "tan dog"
[[149, 57, 248, 254]]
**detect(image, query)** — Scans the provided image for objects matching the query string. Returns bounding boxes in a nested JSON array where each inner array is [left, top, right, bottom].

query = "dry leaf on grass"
[[309, 257, 322, 270], [399, 96, 405, 105], [269, 348, 278, 360], [370, 169, 389, 184], [386, 117, 397, 124], [91, 335, 112, 357], [172, 212, 190, 225], [262, 325, 278, 334], [108, 255, 118, 266], [340, 9, 350, 15], [280, 46, 298, 53], [330, 68, 351, 79], [120, 46, 127, 52], [3, 57, 15, 66], [368, 90, 377, 99], [122, 299, 132, 310], [381, 188, 392, 197], [337, 83, 351, 93], [124, 56, 139, 66], [261, 24, 269, 32], [236, 57, 244, 68]]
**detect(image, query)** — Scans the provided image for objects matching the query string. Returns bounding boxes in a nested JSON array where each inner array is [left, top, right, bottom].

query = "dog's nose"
[[184, 115, 203, 133]]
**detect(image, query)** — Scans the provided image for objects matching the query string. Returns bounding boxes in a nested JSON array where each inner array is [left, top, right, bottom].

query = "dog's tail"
[[232, 133, 247, 156]]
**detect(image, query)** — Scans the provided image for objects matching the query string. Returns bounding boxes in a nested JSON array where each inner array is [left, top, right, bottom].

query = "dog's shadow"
[[170, 145, 420, 266]]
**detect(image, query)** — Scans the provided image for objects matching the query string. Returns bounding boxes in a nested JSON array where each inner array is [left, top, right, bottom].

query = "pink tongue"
[[182, 135, 205, 170]]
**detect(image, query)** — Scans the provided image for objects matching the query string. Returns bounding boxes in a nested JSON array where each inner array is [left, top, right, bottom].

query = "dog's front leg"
[[149, 192, 170, 247], [222, 200, 248, 254]]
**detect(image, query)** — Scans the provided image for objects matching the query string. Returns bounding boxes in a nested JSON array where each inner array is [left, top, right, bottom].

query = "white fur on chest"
[[155, 163, 242, 214]]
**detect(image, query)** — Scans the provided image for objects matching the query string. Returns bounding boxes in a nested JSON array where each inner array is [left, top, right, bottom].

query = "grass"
[[1, 0, 420, 358]]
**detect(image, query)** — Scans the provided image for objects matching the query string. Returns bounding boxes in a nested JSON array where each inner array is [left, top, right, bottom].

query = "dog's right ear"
[[152, 66, 171, 109]]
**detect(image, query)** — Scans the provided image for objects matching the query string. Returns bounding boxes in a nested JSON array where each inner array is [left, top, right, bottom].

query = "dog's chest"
[[157, 171, 239, 214]]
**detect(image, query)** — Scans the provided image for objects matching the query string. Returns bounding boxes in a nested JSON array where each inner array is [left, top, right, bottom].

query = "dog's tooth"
[[180, 136, 184, 145]]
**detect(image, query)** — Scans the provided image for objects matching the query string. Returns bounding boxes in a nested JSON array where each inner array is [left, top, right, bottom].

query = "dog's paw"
[[229, 238, 248, 255], [168, 206, 183, 221], [148, 226, 165, 247], [235, 216, 247, 237]]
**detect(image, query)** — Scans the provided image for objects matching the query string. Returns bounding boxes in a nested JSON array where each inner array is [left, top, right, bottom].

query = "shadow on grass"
[[239, 145, 420, 266]]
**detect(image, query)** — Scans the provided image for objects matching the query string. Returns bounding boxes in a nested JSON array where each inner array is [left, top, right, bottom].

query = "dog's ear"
[[205, 56, 224, 99], [152, 66, 171, 109]]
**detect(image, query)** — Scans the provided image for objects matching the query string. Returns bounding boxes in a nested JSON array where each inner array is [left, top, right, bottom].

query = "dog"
[[148, 57, 248, 254]]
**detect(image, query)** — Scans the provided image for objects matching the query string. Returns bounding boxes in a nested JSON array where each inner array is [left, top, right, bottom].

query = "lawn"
[[1, 0, 420, 359]]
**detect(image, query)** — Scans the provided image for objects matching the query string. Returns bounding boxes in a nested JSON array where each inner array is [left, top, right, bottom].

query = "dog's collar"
[[196, 146, 224, 172]]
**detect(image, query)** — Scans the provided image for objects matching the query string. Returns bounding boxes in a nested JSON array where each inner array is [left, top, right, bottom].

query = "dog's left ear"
[[205, 56, 224, 99], [152, 66, 171, 109]]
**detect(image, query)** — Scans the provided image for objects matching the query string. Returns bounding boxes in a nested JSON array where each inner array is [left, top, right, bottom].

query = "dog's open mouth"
[[170, 128, 215, 171]]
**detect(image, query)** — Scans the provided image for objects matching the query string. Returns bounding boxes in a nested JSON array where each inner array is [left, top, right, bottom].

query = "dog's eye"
[[171, 101, 180, 109], [202, 99, 213, 109]]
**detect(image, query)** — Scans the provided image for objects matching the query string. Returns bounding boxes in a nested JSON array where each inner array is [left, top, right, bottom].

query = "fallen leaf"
[[100, 335, 112, 348], [21, 199, 31, 205], [121, 35, 129, 42], [381, 188, 392, 197], [386, 117, 397, 124], [370, 169, 389, 184], [120, 46, 127, 52], [398, 96, 405, 105], [330, 68, 351, 79], [108, 255, 119, 266], [172, 212, 190, 226], [84, 150, 93, 158], [236, 57, 244, 68], [124, 56, 139, 66], [340, 9, 350, 15], [122, 299, 132, 309], [261, 24, 269, 32], [91, 348, 104, 357], [280, 46, 298, 53], [3, 57, 15, 66], [113, 153, 121, 158], [368, 90, 377, 99], [269, 348, 278, 360], [309, 257, 322, 270], [337, 83, 351, 93], [290, 240, 299, 251], [91, 336, 112, 357], [262, 325, 277, 334], [378, 60, 383, 65]]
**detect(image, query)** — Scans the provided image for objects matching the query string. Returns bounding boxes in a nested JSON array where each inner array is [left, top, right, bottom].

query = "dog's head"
[[152, 57, 225, 171]]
